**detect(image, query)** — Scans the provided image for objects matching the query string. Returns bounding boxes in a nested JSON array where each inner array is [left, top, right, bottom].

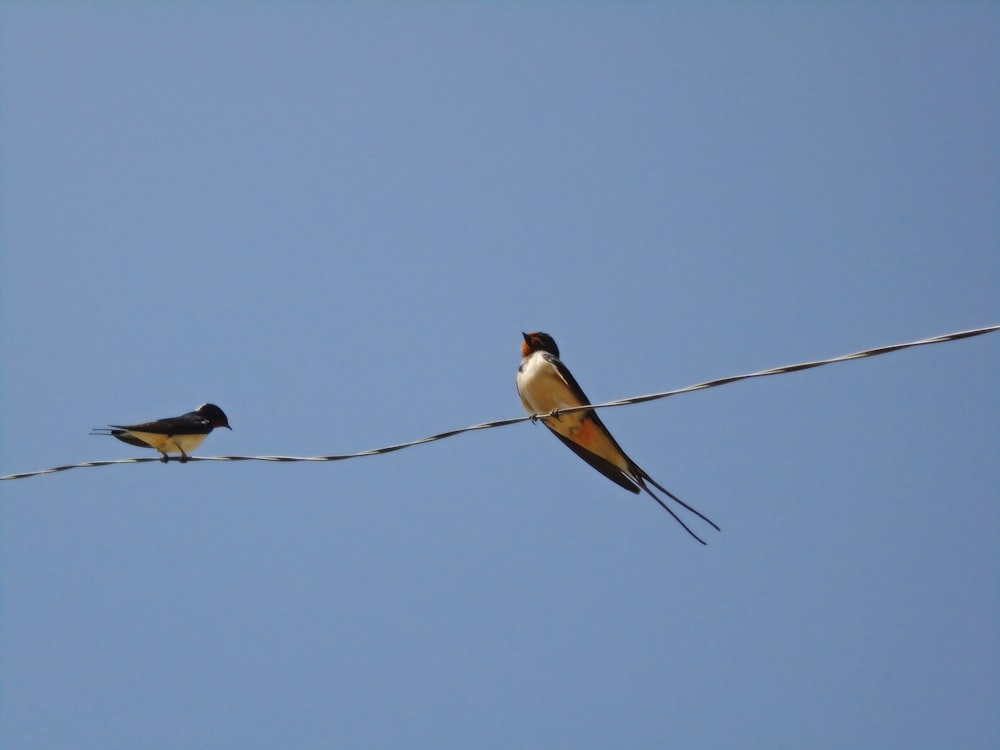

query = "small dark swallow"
[[91, 403, 232, 463]]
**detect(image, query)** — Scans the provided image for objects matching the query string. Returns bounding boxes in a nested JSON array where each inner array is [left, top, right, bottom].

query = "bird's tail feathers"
[[633, 465, 721, 544], [637, 485, 711, 545]]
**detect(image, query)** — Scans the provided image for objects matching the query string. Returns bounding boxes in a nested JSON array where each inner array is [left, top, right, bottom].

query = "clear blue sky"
[[2, 4, 998, 748]]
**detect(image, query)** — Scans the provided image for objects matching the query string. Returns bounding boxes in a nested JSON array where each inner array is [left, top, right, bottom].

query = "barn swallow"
[[91, 403, 232, 463], [517, 332, 719, 544]]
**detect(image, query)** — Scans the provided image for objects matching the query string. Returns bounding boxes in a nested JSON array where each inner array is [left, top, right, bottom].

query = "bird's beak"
[[521, 331, 530, 342]]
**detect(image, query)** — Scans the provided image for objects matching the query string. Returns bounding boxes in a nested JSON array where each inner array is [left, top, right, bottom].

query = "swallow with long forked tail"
[[91, 403, 232, 463], [516, 332, 719, 544]]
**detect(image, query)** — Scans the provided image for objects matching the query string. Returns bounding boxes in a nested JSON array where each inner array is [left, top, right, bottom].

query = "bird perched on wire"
[[516, 331, 718, 544], [91, 403, 232, 463]]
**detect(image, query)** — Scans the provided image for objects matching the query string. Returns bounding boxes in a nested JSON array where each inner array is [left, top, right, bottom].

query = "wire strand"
[[3, 324, 997, 481]]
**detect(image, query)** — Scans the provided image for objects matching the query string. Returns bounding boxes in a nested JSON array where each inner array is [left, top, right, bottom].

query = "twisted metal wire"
[[3, 324, 996, 481]]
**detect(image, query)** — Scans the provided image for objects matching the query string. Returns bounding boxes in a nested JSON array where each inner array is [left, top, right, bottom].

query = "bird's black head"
[[196, 403, 232, 430], [521, 331, 559, 359]]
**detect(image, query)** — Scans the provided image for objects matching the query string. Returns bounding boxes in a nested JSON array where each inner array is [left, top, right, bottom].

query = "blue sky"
[[1, 4, 998, 748]]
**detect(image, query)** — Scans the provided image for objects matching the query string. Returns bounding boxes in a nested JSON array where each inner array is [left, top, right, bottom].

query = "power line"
[[2, 324, 997, 481]]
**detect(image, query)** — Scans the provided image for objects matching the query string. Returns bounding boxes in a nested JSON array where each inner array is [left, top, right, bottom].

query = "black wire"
[[2, 325, 996, 481]]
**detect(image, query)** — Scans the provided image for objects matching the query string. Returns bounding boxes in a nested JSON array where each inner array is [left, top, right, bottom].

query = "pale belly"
[[517, 353, 630, 471], [127, 431, 209, 454], [517, 354, 576, 415]]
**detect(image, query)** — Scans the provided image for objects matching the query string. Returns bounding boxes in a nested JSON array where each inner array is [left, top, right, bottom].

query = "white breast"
[[517, 352, 574, 415], [127, 431, 209, 454]]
